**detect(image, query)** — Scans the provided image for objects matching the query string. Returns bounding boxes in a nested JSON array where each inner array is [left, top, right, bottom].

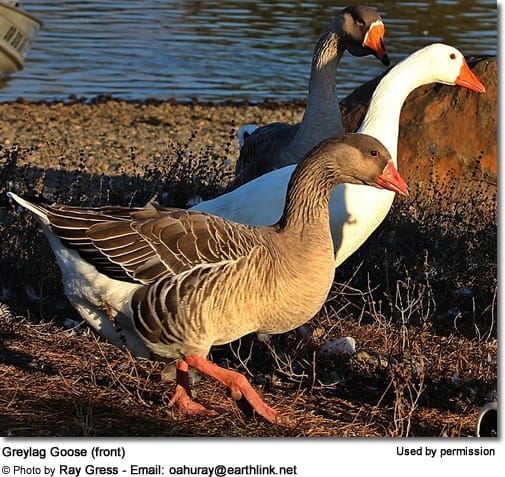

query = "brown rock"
[[340, 56, 497, 199]]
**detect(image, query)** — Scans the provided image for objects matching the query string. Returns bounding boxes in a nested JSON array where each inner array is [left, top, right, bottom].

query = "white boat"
[[0, 1, 42, 78]]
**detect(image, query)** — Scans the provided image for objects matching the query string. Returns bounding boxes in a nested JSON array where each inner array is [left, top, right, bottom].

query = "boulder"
[[340, 56, 497, 200]]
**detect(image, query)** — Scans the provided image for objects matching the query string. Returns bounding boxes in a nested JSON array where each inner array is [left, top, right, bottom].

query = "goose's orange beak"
[[363, 20, 389, 66], [455, 60, 486, 93], [376, 161, 409, 197]]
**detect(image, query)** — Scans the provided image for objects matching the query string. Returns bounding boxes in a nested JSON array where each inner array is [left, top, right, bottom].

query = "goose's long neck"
[[358, 55, 429, 165], [292, 29, 345, 149], [278, 157, 337, 232], [308, 30, 345, 105]]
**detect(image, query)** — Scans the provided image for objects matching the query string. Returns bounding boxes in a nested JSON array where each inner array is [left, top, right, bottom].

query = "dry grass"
[[0, 131, 497, 437]]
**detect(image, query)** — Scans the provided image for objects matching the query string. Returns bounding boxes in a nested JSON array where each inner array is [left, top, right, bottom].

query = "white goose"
[[193, 43, 486, 267], [231, 4, 389, 189]]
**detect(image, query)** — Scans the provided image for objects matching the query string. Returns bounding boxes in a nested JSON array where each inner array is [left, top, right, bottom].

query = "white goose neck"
[[358, 52, 430, 165]]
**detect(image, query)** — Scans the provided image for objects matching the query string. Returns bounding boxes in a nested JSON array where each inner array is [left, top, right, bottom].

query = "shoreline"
[[1, 94, 311, 106], [0, 55, 497, 204]]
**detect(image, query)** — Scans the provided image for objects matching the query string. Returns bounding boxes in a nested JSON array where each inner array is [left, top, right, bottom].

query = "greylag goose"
[[8, 133, 408, 423], [193, 43, 485, 267], [231, 4, 389, 189]]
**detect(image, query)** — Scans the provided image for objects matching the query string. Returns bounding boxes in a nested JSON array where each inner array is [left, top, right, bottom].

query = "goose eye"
[[371, 150, 378, 156], [450, 53, 456, 60]]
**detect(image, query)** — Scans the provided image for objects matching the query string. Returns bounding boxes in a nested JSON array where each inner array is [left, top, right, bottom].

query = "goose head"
[[358, 43, 486, 158], [336, 5, 389, 65], [334, 133, 408, 195], [281, 132, 408, 227], [295, 133, 408, 196], [409, 43, 486, 93]]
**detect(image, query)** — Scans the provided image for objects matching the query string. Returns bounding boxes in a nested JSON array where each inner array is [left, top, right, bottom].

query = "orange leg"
[[168, 360, 220, 417], [185, 354, 278, 424]]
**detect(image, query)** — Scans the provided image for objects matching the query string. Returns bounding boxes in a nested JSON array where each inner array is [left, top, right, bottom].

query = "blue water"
[[0, 0, 497, 102]]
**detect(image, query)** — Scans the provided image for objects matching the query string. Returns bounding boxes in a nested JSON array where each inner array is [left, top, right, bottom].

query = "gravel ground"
[[0, 98, 305, 177]]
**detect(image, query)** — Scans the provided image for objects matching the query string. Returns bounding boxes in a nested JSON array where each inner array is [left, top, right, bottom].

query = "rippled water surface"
[[0, 0, 497, 102]]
